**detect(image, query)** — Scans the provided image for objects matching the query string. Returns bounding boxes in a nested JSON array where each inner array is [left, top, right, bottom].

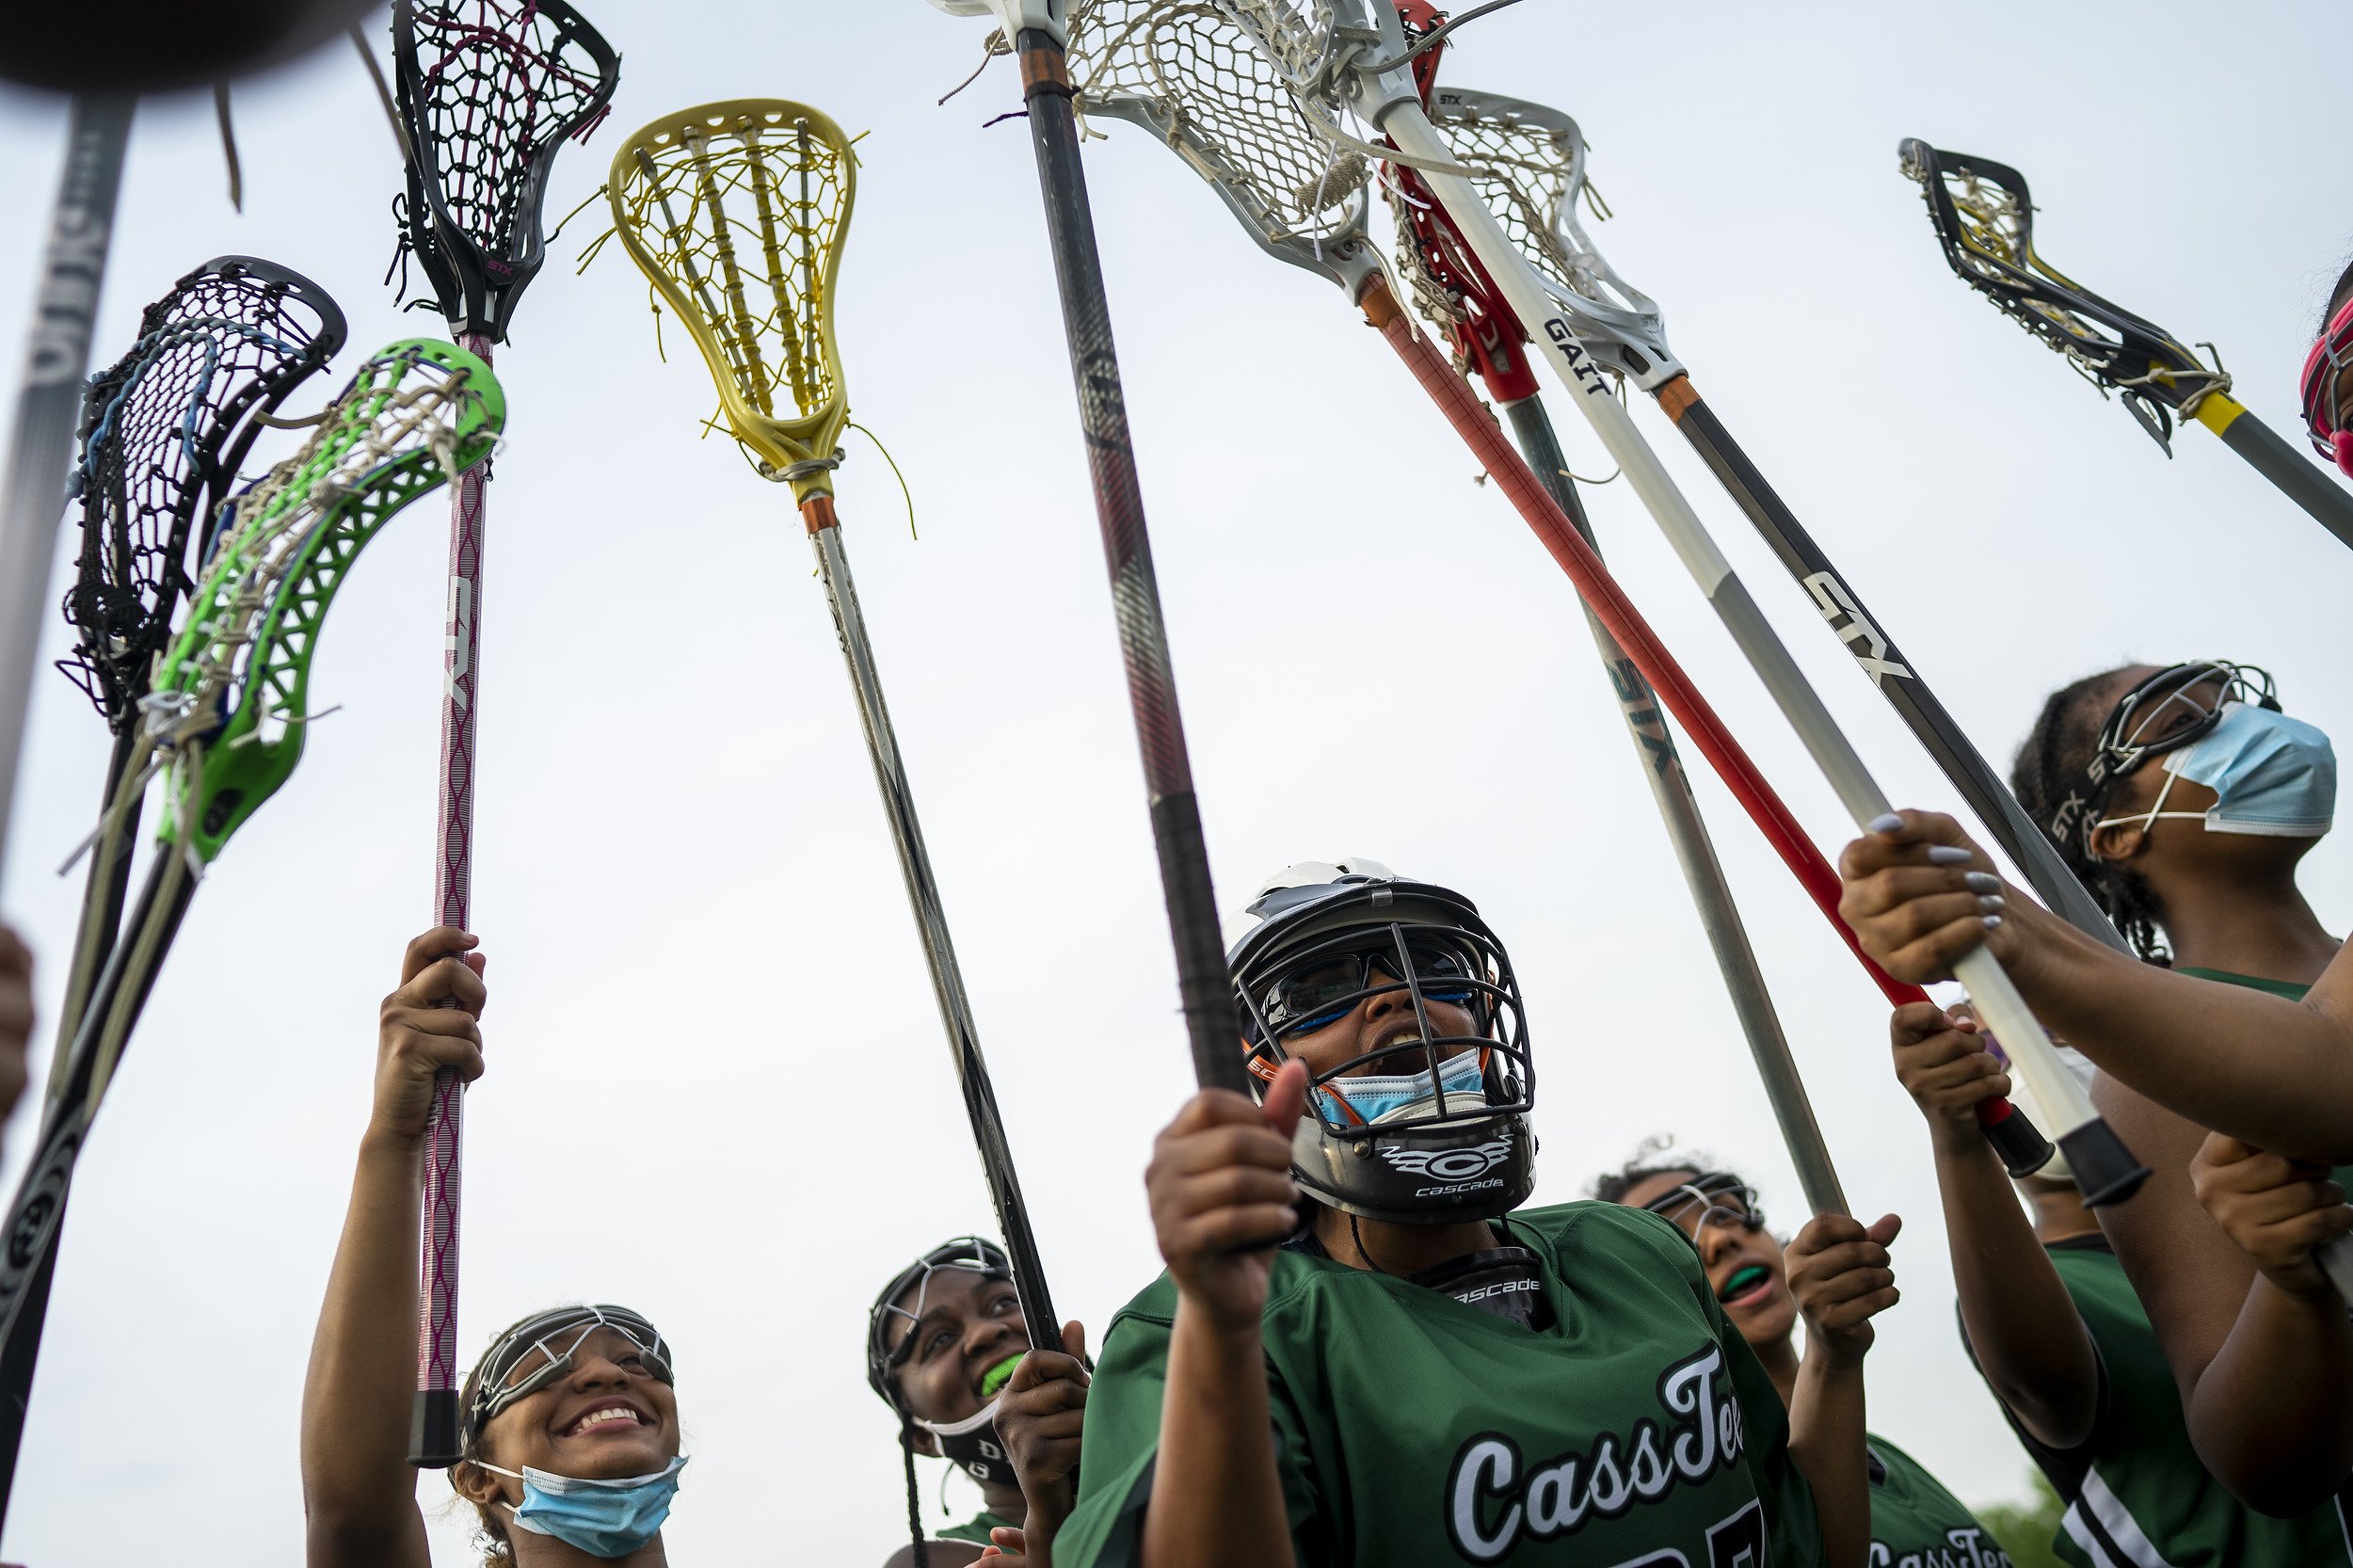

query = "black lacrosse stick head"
[[59, 256, 346, 733], [392, 0, 621, 342], [1899, 138, 2212, 450]]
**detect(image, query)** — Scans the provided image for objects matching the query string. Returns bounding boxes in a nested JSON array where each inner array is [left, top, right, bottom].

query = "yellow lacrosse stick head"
[[608, 100, 856, 504]]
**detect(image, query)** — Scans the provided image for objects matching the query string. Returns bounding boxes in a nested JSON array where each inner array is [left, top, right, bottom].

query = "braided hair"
[[2011, 666, 2172, 963], [899, 1418, 932, 1568]]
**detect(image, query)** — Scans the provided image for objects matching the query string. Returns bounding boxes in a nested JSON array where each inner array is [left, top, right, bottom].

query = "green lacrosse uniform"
[[1051, 1201, 1826, 1567], [1863, 1435, 2010, 1567], [935, 1510, 1016, 1546]]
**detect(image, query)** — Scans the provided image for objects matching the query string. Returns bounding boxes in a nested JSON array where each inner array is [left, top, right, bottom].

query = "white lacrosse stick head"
[[1068, 0, 1383, 294], [925, 0, 1070, 43], [1424, 86, 1682, 389]]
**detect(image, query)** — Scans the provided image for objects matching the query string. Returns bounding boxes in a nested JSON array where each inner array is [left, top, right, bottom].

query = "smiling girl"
[[1595, 1156, 2008, 1568], [301, 929, 685, 1568]]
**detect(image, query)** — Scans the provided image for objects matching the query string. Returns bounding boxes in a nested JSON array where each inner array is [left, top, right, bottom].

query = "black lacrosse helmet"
[[392, 0, 620, 341], [1225, 861, 1535, 1225]]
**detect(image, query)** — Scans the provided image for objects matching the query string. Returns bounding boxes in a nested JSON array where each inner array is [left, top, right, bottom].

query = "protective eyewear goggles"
[[1641, 1173, 1766, 1240], [1255, 935, 1482, 1038], [467, 1304, 672, 1440], [866, 1237, 1012, 1404], [2301, 295, 2353, 477]]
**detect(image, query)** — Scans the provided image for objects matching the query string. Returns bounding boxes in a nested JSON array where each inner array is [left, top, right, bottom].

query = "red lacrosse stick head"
[[2300, 293, 2353, 479]]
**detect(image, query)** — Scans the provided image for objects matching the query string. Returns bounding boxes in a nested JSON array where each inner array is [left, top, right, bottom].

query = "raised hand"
[[1889, 1002, 2011, 1157], [371, 927, 486, 1149], [2190, 1132, 2353, 1299], [1000, 1319, 1090, 1536], [1145, 1060, 1307, 1334], [1839, 812, 2015, 984], [1785, 1212, 1903, 1368]]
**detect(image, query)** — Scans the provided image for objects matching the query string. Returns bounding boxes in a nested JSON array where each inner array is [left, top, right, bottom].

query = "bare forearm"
[[1787, 1355, 1869, 1568], [300, 1132, 430, 1564], [1141, 1305, 1294, 1568], [1935, 1141, 2097, 1448], [2001, 907, 2353, 1159], [2187, 1279, 2353, 1514]]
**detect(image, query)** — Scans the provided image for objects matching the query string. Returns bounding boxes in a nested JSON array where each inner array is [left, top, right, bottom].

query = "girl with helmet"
[[301, 930, 686, 1567], [1888, 997, 2353, 1565], [1592, 1154, 2006, 1568], [865, 1237, 1089, 1567], [1045, 860, 1901, 1568], [1839, 662, 2353, 1513]]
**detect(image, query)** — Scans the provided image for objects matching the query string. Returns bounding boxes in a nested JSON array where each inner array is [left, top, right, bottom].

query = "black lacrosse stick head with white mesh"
[[1899, 139, 2217, 452], [392, 0, 620, 341], [59, 255, 346, 734]]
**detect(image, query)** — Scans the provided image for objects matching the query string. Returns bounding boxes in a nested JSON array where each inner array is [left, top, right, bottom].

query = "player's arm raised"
[[1783, 1209, 1901, 1568], [1139, 1062, 1306, 1568]]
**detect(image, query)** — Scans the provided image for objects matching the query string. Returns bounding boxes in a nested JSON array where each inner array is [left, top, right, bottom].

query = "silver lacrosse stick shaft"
[[1377, 98, 2145, 1203], [803, 496, 1063, 1346], [1505, 398, 1844, 1217], [0, 95, 131, 893]]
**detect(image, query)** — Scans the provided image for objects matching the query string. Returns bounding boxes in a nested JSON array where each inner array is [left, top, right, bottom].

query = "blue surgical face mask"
[[2164, 702, 2334, 837], [1318, 1048, 1484, 1126], [480, 1455, 685, 1559]]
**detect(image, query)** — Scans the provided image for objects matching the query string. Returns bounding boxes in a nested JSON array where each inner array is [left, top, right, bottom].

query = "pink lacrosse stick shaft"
[[415, 330, 490, 1463]]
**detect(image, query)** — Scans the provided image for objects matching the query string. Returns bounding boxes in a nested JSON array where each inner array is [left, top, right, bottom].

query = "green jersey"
[[1052, 1201, 1825, 1567], [935, 1509, 1016, 1546], [1864, 1435, 2009, 1567], [1977, 1237, 2353, 1567]]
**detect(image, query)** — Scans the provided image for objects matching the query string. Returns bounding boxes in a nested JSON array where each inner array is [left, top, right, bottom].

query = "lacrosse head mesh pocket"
[[142, 341, 504, 865], [1898, 139, 2222, 449], [607, 101, 857, 503], [61, 256, 346, 731], [393, 0, 620, 340], [1068, 0, 1375, 289]]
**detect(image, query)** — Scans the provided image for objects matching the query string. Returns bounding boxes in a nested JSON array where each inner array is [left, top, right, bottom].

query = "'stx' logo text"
[[1802, 572, 1912, 687]]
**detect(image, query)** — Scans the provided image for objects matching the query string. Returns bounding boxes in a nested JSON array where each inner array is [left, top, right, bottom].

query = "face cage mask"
[[867, 1238, 1023, 1485], [465, 1305, 674, 1446], [1639, 1173, 1768, 1242], [1239, 923, 1532, 1139], [2053, 661, 2277, 855], [2301, 294, 2353, 477]]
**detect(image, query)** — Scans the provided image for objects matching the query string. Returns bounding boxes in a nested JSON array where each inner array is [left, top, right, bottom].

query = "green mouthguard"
[[980, 1356, 1020, 1400]]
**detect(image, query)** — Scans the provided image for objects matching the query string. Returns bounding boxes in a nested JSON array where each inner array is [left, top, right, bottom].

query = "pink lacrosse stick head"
[[2298, 294, 2353, 477]]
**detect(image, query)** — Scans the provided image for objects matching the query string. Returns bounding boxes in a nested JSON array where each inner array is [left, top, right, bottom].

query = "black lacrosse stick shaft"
[[2209, 405, 2353, 553], [1659, 386, 2131, 953], [1014, 30, 1248, 1096], [0, 854, 198, 1518]]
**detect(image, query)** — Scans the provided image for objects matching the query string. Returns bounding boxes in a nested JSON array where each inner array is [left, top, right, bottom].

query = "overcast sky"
[[1, 2, 2348, 1562]]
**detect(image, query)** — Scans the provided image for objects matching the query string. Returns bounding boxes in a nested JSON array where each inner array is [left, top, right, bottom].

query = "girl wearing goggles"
[[1839, 662, 2353, 1515], [302, 929, 686, 1568], [1595, 1153, 2000, 1568]]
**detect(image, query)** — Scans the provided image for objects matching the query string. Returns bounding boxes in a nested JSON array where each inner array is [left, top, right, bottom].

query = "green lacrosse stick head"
[[147, 339, 504, 864]]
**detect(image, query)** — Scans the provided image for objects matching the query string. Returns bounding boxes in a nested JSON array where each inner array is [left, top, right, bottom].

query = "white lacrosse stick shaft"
[[1381, 107, 2118, 1176]]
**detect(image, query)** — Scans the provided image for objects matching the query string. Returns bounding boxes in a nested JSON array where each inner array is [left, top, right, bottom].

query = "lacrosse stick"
[[1416, 88, 2131, 961], [1201, 0, 2139, 1203], [925, 0, 1249, 1098], [389, 0, 616, 1466], [606, 100, 1066, 1367], [0, 341, 503, 1517], [1899, 140, 2353, 553], [1065, 0, 2035, 1193], [0, 94, 132, 897], [53, 255, 346, 1081]]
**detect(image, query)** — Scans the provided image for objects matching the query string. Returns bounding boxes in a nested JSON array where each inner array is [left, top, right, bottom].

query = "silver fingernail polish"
[[1964, 872, 2000, 893], [1928, 846, 1973, 866], [1982, 914, 2004, 930], [1866, 813, 1904, 834], [1978, 894, 2006, 915]]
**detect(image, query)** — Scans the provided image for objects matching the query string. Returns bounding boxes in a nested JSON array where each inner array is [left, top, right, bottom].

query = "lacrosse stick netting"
[[0, 340, 502, 1508], [605, 99, 1066, 1357], [606, 101, 852, 502], [1417, 91, 2133, 959], [49, 258, 346, 1080], [1898, 140, 2353, 551]]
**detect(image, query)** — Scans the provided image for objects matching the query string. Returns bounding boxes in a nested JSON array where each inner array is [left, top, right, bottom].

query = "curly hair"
[[2322, 258, 2353, 337], [1588, 1135, 1731, 1205], [2010, 665, 2173, 963]]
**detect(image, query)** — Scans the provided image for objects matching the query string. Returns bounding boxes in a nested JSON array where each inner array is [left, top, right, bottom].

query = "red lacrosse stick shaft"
[[1362, 281, 1920, 1007], [417, 331, 489, 1450]]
